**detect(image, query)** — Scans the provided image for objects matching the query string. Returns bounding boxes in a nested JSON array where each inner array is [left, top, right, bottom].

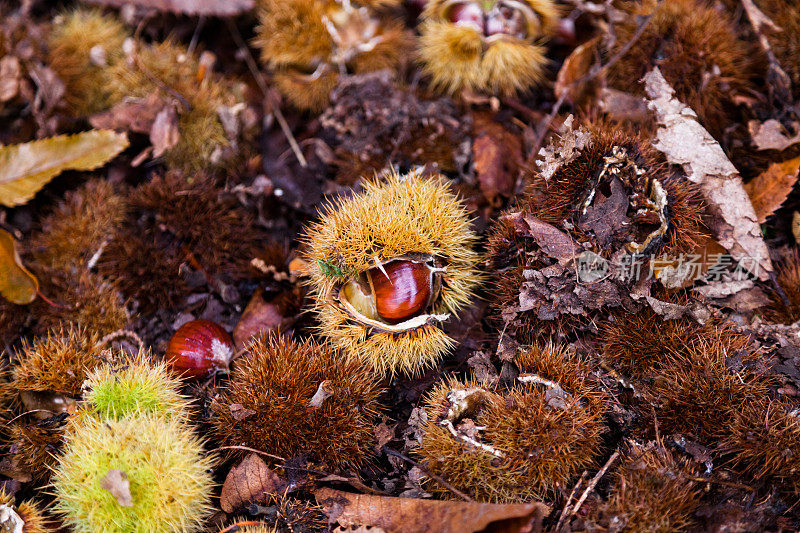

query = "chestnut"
[[166, 320, 234, 379], [367, 260, 438, 323]]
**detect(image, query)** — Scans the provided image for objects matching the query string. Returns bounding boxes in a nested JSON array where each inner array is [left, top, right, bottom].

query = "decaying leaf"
[[793, 212, 800, 243], [536, 115, 592, 181], [89, 94, 166, 134], [744, 155, 800, 222], [0, 228, 38, 305], [644, 68, 772, 280], [0, 130, 129, 207], [0, 56, 21, 103], [555, 37, 601, 105], [81, 0, 254, 16], [316, 488, 549, 533], [233, 289, 284, 348], [100, 469, 133, 507], [472, 118, 523, 201], [748, 119, 800, 152], [220, 453, 285, 513], [150, 105, 180, 158]]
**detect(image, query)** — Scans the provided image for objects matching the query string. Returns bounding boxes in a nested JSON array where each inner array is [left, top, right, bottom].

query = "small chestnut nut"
[[166, 320, 234, 379], [367, 260, 436, 323]]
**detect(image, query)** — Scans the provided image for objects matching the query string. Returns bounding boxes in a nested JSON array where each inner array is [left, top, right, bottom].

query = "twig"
[[569, 450, 620, 519], [555, 471, 587, 532], [530, 12, 655, 156], [383, 447, 474, 502], [224, 19, 308, 168]]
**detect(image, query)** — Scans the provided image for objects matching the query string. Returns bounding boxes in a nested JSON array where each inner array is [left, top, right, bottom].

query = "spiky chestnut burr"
[[211, 335, 382, 471], [758, 0, 800, 100], [602, 308, 770, 443], [588, 443, 702, 532], [47, 9, 130, 116], [166, 320, 234, 379], [106, 40, 240, 172], [51, 414, 214, 533], [486, 121, 706, 344], [12, 326, 107, 399], [0, 488, 53, 532], [765, 247, 800, 324], [417, 345, 606, 502], [255, 0, 413, 111], [97, 172, 265, 313], [418, 0, 559, 96], [303, 171, 480, 376], [720, 398, 800, 494], [607, 0, 755, 139], [82, 354, 192, 422]]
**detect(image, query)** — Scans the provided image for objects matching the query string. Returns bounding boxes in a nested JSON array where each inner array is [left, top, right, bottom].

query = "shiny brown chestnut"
[[367, 259, 437, 323], [166, 320, 234, 379]]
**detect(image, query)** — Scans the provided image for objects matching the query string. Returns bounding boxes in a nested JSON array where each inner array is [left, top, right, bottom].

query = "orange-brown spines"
[[765, 247, 800, 324], [418, 345, 606, 502], [589, 444, 702, 532], [758, 0, 800, 100], [602, 310, 770, 442], [607, 0, 755, 139], [211, 336, 382, 471], [721, 398, 800, 494], [98, 172, 264, 313]]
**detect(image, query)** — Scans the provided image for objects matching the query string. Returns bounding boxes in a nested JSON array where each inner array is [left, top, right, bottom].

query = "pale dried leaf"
[[793, 212, 800, 243], [150, 105, 180, 158], [315, 488, 550, 533], [0, 130, 129, 207], [89, 93, 166, 133], [536, 115, 592, 181], [0, 503, 24, 533], [100, 469, 133, 507], [744, 155, 800, 222], [81, 0, 254, 15], [220, 453, 284, 513], [0, 56, 20, 103], [749, 119, 800, 151], [644, 68, 772, 280], [0, 228, 38, 305]]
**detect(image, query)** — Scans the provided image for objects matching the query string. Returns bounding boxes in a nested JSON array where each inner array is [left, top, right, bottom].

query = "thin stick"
[[569, 450, 620, 519], [530, 12, 655, 156], [224, 19, 307, 168], [383, 447, 474, 502], [555, 470, 587, 532]]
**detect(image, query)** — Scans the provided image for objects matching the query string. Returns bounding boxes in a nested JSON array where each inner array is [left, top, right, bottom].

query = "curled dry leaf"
[[472, 117, 523, 201], [233, 289, 284, 349], [0, 228, 38, 305], [748, 119, 800, 152], [150, 105, 180, 158], [644, 68, 772, 281], [100, 469, 133, 507], [554, 37, 601, 106], [81, 0, 254, 16], [744, 155, 800, 223], [220, 453, 285, 514], [315, 488, 550, 533], [90, 94, 167, 134], [0, 129, 129, 207]]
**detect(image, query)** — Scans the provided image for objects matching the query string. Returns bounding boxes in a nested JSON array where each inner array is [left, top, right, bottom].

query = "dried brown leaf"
[[81, 0, 254, 16], [315, 488, 550, 533], [0, 56, 20, 103], [0, 228, 38, 305], [220, 453, 285, 513], [473, 118, 523, 201], [89, 94, 166, 134], [745, 156, 800, 222], [555, 37, 601, 105], [100, 469, 133, 507], [233, 289, 284, 349], [644, 68, 772, 280]]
